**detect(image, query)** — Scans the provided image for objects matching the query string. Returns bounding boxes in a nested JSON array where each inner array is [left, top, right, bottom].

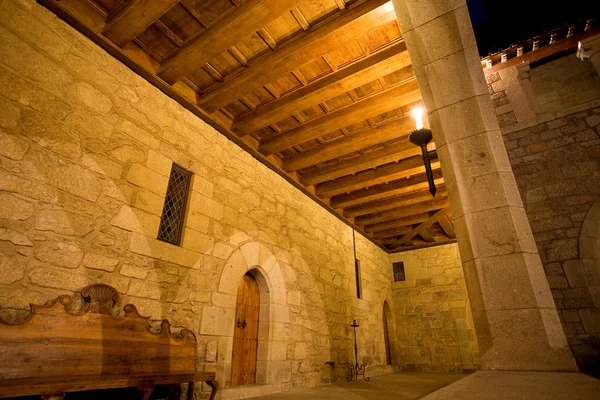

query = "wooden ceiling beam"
[[356, 198, 449, 226], [232, 42, 411, 135], [365, 213, 432, 234], [296, 140, 420, 184], [395, 208, 450, 246], [316, 156, 440, 198], [286, 116, 417, 175], [344, 186, 446, 218], [196, 0, 396, 113], [103, 0, 179, 47], [375, 227, 413, 241], [157, 0, 303, 84], [330, 170, 444, 209], [387, 237, 456, 252], [259, 80, 420, 155], [438, 215, 456, 239]]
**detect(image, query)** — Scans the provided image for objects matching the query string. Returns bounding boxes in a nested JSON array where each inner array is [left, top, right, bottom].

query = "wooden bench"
[[0, 284, 218, 400]]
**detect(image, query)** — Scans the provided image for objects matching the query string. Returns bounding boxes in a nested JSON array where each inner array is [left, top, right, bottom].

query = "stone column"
[[392, 0, 576, 371], [577, 34, 600, 75]]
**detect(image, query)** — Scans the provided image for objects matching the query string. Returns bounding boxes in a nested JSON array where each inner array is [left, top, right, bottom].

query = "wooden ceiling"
[[40, 0, 456, 253]]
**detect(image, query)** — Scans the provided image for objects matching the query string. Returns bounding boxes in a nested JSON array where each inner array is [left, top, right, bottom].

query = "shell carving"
[[81, 284, 119, 314]]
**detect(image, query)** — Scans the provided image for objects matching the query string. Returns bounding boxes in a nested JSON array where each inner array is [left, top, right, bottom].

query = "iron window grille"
[[393, 261, 406, 282], [157, 164, 192, 246]]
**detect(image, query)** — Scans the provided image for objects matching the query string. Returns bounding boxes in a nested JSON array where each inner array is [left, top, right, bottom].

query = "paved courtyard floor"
[[245, 372, 466, 400], [245, 371, 600, 400]]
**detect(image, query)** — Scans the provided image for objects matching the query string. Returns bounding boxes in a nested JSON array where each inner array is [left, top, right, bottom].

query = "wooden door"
[[383, 308, 392, 365], [231, 273, 260, 386]]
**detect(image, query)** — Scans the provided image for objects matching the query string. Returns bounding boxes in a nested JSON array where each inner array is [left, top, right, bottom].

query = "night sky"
[[467, 0, 599, 56]]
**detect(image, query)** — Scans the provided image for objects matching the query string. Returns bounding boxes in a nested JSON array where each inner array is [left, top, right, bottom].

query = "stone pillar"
[[577, 34, 600, 75], [392, 0, 576, 371]]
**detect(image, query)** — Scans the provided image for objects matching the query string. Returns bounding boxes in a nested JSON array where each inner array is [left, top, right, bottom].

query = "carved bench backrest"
[[0, 284, 197, 380]]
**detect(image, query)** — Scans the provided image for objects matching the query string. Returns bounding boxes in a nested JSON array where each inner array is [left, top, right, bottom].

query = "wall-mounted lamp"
[[408, 107, 438, 197]]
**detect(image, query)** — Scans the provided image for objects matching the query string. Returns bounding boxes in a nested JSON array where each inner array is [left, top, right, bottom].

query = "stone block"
[[22, 149, 102, 202], [0, 253, 25, 284], [126, 163, 168, 196], [81, 153, 123, 179], [579, 309, 600, 333], [200, 306, 234, 336], [111, 205, 160, 236], [33, 241, 83, 269], [146, 149, 171, 176], [21, 108, 81, 159], [0, 129, 29, 160], [0, 228, 33, 246], [271, 341, 287, 361], [76, 82, 113, 114], [563, 260, 587, 288], [267, 360, 291, 384], [83, 252, 119, 272], [35, 209, 95, 237], [115, 116, 160, 149], [0, 98, 20, 129], [212, 292, 236, 309], [294, 342, 307, 360], [127, 279, 161, 300], [191, 175, 214, 198], [133, 189, 164, 216], [189, 192, 224, 221], [182, 228, 214, 255], [29, 267, 89, 291], [0, 193, 34, 220]]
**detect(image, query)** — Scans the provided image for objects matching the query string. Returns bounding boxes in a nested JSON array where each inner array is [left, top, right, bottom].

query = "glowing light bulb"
[[411, 107, 424, 130]]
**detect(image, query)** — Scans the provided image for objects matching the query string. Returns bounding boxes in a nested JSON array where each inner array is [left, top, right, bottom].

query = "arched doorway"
[[383, 301, 392, 365], [231, 273, 260, 386]]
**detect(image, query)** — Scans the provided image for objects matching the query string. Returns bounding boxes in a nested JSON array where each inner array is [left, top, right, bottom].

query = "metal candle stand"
[[347, 319, 370, 382]]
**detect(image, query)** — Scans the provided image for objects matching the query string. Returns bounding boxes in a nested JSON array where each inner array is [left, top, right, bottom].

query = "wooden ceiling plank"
[[387, 237, 456, 252], [357, 199, 449, 227], [438, 215, 457, 239], [180, 0, 211, 28], [365, 213, 431, 233], [102, 0, 180, 48], [287, 115, 416, 175], [232, 41, 410, 135], [196, 0, 395, 112], [229, 46, 249, 66], [259, 80, 420, 155], [154, 20, 184, 47], [334, 0, 347, 11], [419, 229, 436, 242], [158, 0, 303, 84], [258, 27, 278, 50], [344, 186, 446, 218], [291, 7, 310, 31], [316, 156, 440, 198], [330, 172, 444, 209], [396, 208, 450, 246], [297, 139, 419, 183]]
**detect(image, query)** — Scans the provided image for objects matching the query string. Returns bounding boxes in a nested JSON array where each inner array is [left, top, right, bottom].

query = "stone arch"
[[579, 201, 600, 300], [217, 242, 290, 387], [375, 288, 398, 366], [580, 201, 600, 270]]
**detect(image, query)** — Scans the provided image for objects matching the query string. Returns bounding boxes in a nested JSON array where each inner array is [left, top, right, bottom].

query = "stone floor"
[[245, 372, 466, 400], [245, 371, 600, 400], [421, 371, 600, 400]]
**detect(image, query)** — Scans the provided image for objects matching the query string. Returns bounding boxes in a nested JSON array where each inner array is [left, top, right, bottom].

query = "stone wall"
[[0, 1, 405, 397], [389, 244, 479, 372], [530, 54, 600, 114], [486, 56, 600, 371]]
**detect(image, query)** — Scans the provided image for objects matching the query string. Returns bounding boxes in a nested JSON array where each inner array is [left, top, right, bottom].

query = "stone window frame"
[[157, 163, 193, 246]]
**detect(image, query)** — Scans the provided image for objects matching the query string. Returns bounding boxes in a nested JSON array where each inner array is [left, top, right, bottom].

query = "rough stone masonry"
[[0, 1, 478, 398]]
